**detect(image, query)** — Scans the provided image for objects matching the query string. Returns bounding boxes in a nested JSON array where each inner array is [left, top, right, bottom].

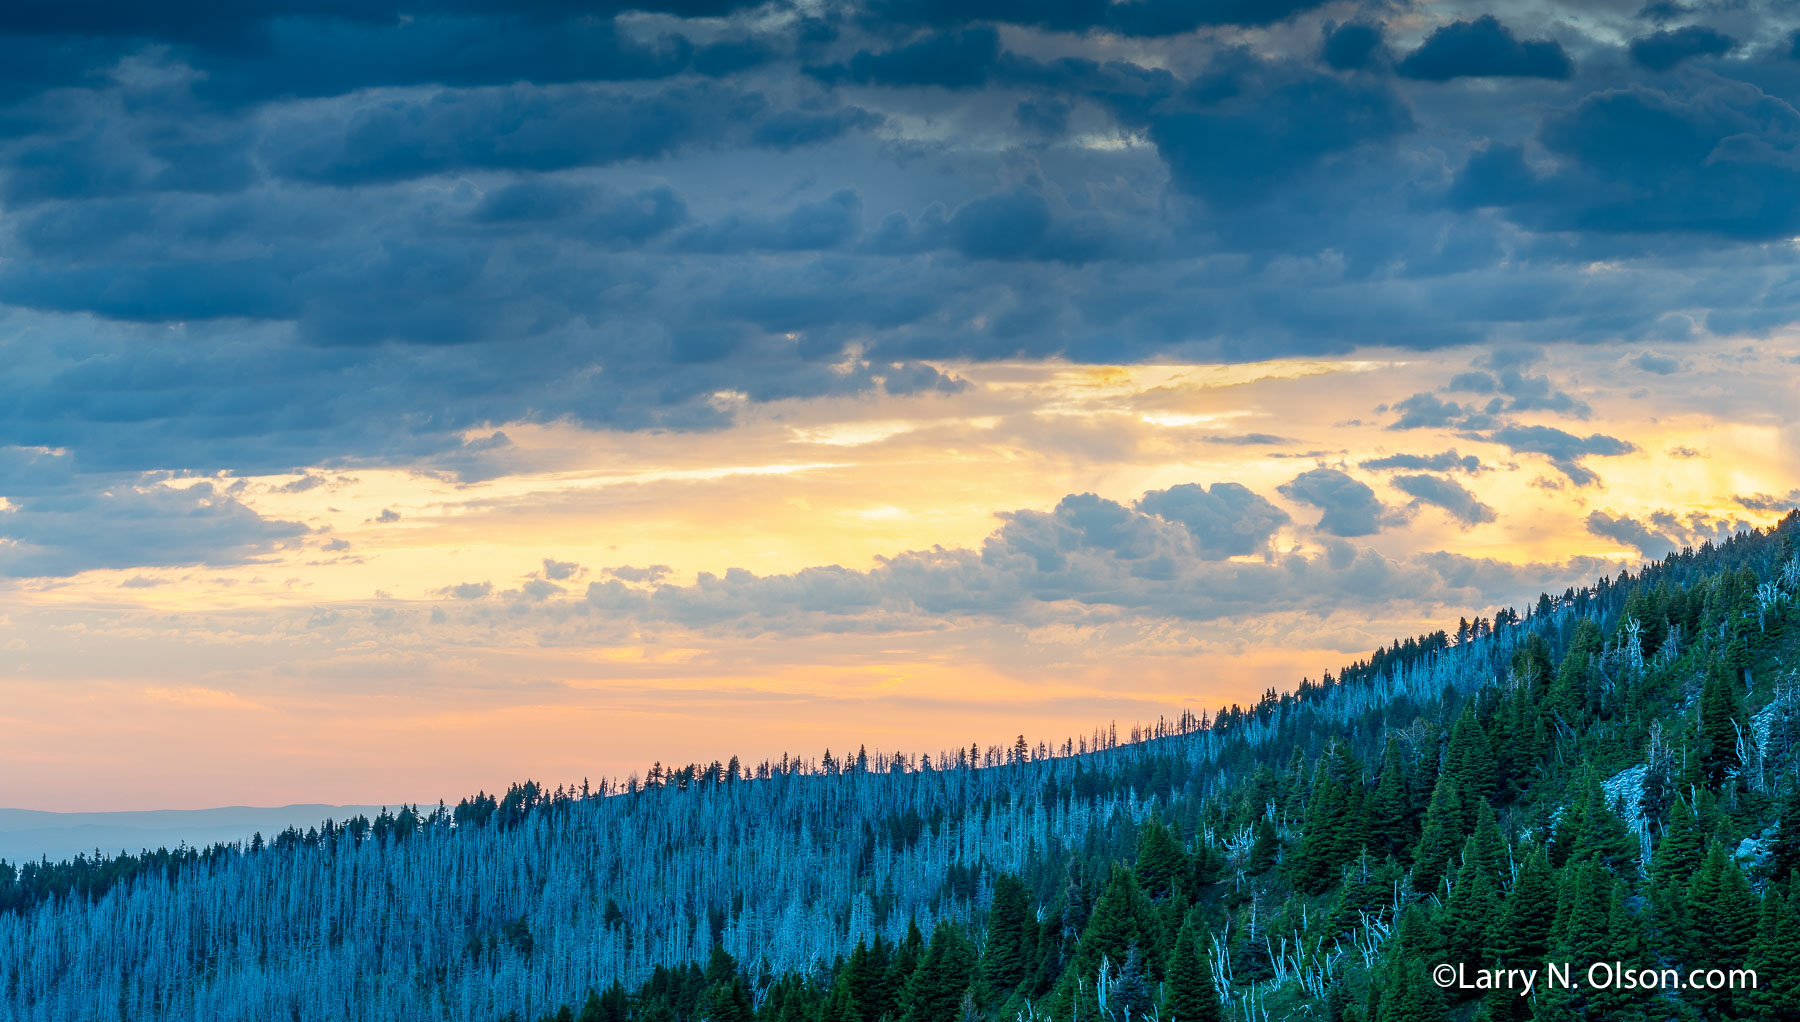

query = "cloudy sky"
[[2, 0, 1798, 811]]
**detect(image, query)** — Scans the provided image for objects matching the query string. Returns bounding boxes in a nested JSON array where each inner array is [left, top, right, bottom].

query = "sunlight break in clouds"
[[1, 339, 1795, 808], [4, 0, 1800, 810]]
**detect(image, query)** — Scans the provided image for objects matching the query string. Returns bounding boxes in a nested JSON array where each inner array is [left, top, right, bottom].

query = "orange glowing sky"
[[3, 339, 1796, 810]]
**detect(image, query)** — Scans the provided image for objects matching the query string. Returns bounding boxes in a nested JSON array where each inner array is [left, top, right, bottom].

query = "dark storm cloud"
[[1451, 79, 1800, 239], [1142, 53, 1415, 203], [809, 28, 1005, 90], [1321, 22, 1388, 72], [4, 0, 1800, 541], [259, 83, 768, 186], [1629, 26, 1735, 71], [862, 0, 1332, 38], [1397, 16, 1572, 81], [674, 189, 864, 253], [194, 19, 716, 104], [0, 0, 761, 38]]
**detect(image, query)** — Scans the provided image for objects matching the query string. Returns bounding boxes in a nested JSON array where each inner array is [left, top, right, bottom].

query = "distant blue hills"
[[0, 804, 391, 864]]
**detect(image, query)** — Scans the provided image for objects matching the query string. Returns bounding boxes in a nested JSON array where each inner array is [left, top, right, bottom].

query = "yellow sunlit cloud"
[[2, 338, 1797, 808]]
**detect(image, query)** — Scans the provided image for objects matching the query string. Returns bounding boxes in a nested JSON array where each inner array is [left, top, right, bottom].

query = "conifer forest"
[[6, 517, 1800, 1022], [12, 0, 1800, 1016]]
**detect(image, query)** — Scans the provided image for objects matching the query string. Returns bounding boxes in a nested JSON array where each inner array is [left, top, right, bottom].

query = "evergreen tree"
[[1075, 865, 1161, 980], [1697, 665, 1747, 790], [1444, 707, 1498, 808], [1512, 631, 1554, 688], [1772, 786, 1800, 883], [1027, 908, 1066, 997], [1370, 908, 1446, 1022], [1161, 919, 1220, 1022], [844, 938, 892, 1022], [1591, 881, 1651, 1021], [1333, 850, 1401, 935], [1410, 775, 1465, 896], [1325, 981, 1361, 1022], [1247, 818, 1280, 874], [1651, 794, 1708, 887], [1135, 821, 1188, 901], [1535, 858, 1613, 1021], [1367, 736, 1414, 856], [1548, 618, 1605, 723], [1555, 771, 1638, 877], [701, 977, 753, 1022], [1497, 845, 1556, 967], [1444, 821, 1503, 968], [981, 874, 1032, 1001], [1292, 741, 1368, 894], [1464, 800, 1503, 886], [1189, 837, 1225, 889], [1554, 857, 1613, 964], [898, 921, 975, 1022], [892, 918, 925, 988], [600, 983, 629, 1022], [777, 982, 817, 1022], [1104, 946, 1153, 1022], [705, 943, 739, 987], [819, 979, 859, 1022], [1750, 876, 1800, 1021], [1688, 841, 1756, 1018], [1549, 618, 1601, 723]]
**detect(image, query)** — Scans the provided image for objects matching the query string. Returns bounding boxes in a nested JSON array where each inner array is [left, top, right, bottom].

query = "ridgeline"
[[4, 513, 1798, 1022]]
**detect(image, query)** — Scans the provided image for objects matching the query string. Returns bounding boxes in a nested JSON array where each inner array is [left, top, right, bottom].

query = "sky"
[[2, 0, 1799, 812]]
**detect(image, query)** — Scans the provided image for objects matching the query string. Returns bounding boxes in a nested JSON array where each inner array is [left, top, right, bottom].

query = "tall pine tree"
[[898, 921, 975, 1022], [1161, 918, 1220, 1022]]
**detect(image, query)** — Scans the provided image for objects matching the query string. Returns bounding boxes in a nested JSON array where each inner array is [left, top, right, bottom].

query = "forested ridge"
[[4, 513, 1800, 1022]]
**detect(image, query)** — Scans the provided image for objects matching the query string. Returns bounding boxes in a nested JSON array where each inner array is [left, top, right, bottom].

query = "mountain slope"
[[2, 513, 1797, 1022]]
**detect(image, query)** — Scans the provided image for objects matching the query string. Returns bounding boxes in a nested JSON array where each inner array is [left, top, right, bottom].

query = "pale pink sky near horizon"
[[4, 341, 1797, 812]]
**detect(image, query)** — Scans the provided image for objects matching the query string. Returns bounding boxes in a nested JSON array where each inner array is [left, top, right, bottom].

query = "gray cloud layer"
[[1278, 468, 1399, 537], [0, 0, 1797, 486], [1391, 473, 1498, 527], [2, 0, 1797, 578], [576, 482, 1602, 634], [1586, 508, 1750, 560], [0, 448, 306, 577]]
